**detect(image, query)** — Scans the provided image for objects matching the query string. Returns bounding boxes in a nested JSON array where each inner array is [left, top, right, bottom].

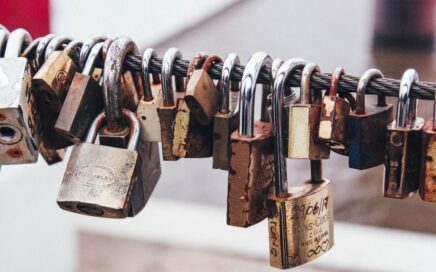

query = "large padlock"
[[33, 38, 81, 149], [268, 59, 334, 269], [227, 52, 275, 227], [419, 94, 436, 201], [0, 28, 41, 164], [136, 48, 163, 142], [288, 62, 331, 160], [55, 41, 105, 142], [184, 55, 222, 125], [57, 109, 153, 218], [212, 53, 240, 170], [157, 47, 185, 160], [172, 53, 214, 158], [318, 67, 350, 151], [384, 69, 425, 199], [347, 69, 393, 169], [98, 37, 145, 148]]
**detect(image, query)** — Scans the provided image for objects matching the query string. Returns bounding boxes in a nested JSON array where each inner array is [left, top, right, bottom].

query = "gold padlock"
[[136, 48, 163, 142], [228, 52, 275, 227], [212, 53, 240, 170]]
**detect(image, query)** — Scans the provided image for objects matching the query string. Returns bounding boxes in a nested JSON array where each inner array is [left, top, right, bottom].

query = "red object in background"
[[0, 0, 50, 37]]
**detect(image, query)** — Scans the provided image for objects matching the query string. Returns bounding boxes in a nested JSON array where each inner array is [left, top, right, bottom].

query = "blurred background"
[[0, 0, 436, 271]]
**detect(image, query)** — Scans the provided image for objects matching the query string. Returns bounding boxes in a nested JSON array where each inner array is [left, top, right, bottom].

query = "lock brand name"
[[71, 165, 119, 186]]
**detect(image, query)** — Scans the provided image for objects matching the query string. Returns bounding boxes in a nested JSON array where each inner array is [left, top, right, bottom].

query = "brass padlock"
[[227, 52, 275, 227], [288, 62, 331, 160], [57, 109, 147, 218], [172, 53, 214, 158], [318, 67, 350, 151], [136, 48, 163, 142], [33, 39, 81, 149], [184, 55, 222, 125], [347, 69, 393, 169], [384, 69, 425, 199], [0, 28, 41, 164], [212, 53, 240, 170], [55, 41, 105, 142], [419, 94, 436, 201], [157, 47, 185, 160], [98, 37, 145, 148]]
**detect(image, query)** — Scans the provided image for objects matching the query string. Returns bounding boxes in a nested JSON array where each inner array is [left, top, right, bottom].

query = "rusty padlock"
[[136, 48, 163, 142], [55, 42, 105, 142], [157, 47, 185, 160], [384, 69, 425, 199], [318, 67, 350, 152], [227, 52, 275, 227], [347, 69, 393, 169], [172, 53, 214, 158], [0, 28, 40, 164], [212, 53, 240, 170]]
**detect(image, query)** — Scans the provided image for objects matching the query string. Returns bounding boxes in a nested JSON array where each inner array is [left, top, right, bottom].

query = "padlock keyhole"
[[0, 127, 16, 138]]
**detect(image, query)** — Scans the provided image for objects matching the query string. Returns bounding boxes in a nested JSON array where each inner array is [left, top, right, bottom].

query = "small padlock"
[[347, 69, 393, 169], [318, 67, 350, 151], [419, 93, 436, 201], [172, 53, 214, 158], [136, 48, 163, 142], [227, 52, 275, 227], [157, 47, 185, 161], [55, 41, 105, 142], [288, 62, 331, 160], [268, 59, 334, 269], [384, 69, 425, 199], [57, 109, 147, 218], [98, 37, 145, 148], [212, 53, 240, 170], [33, 38, 81, 149], [184, 55, 222, 125], [0, 28, 40, 164]]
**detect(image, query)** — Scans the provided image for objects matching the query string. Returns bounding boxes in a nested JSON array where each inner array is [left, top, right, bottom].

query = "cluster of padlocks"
[[0, 26, 435, 269]]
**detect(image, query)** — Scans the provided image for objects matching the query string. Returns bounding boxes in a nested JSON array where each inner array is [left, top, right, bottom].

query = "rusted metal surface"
[[419, 121, 436, 202], [38, 142, 65, 165], [137, 82, 162, 142], [157, 104, 179, 161], [212, 111, 239, 170], [318, 96, 350, 150], [227, 121, 274, 227]]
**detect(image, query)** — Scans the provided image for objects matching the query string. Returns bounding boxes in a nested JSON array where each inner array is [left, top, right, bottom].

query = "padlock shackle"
[[21, 37, 42, 59], [44, 36, 72, 61], [396, 69, 419, 128], [0, 29, 9, 57], [35, 34, 55, 69], [272, 58, 307, 197], [328, 67, 345, 97], [355, 69, 384, 115], [161, 47, 184, 106], [79, 35, 107, 70], [4, 28, 32, 58], [202, 55, 222, 73], [219, 53, 240, 114], [239, 52, 272, 137], [185, 52, 208, 84], [301, 62, 322, 105], [142, 48, 161, 101], [85, 109, 140, 151], [82, 42, 104, 76]]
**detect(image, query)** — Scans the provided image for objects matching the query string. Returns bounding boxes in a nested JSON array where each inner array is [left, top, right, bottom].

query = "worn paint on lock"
[[319, 96, 350, 149], [268, 180, 334, 269], [137, 85, 162, 142], [212, 111, 239, 170], [419, 121, 436, 202]]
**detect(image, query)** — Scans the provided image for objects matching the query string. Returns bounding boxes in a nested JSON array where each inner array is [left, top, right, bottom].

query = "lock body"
[[419, 120, 436, 202], [268, 179, 334, 269], [213, 111, 239, 170], [319, 95, 350, 149], [0, 58, 40, 164], [228, 121, 275, 227], [158, 103, 179, 160], [136, 84, 162, 142], [39, 142, 65, 165]]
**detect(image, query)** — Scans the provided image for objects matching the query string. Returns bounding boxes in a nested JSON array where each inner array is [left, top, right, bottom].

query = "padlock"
[[136, 48, 163, 142], [157, 47, 185, 160], [227, 52, 275, 227], [34, 33, 55, 69], [347, 69, 393, 169], [384, 69, 425, 199], [0, 28, 41, 164], [172, 53, 214, 158], [318, 67, 350, 151], [98, 37, 145, 148], [57, 109, 149, 218], [212, 53, 240, 170], [55, 42, 105, 142], [184, 55, 222, 125], [32, 39, 81, 149], [288, 62, 331, 160], [419, 92, 436, 201]]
